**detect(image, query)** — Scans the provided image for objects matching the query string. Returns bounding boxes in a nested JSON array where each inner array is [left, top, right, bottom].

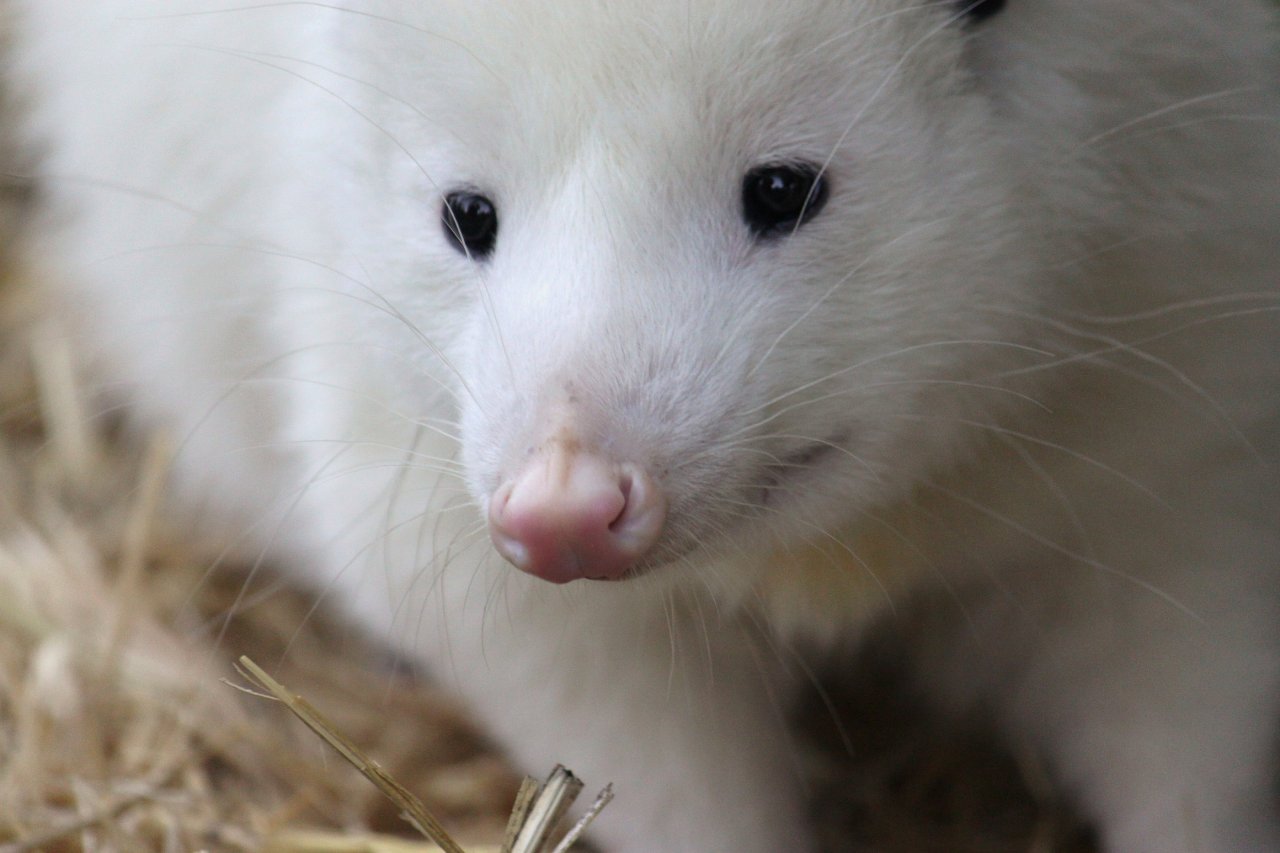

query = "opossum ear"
[[954, 0, 1005, 23]]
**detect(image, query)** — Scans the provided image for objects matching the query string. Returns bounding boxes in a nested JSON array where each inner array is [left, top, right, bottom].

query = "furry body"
[[11, 1, 1280, 850]]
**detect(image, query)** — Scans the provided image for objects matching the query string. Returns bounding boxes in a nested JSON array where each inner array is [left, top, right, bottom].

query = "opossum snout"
[[487, 433, 667, 584]]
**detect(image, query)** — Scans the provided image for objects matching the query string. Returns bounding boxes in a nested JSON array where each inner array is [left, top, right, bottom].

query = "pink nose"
[[488, 443, 666, 584]]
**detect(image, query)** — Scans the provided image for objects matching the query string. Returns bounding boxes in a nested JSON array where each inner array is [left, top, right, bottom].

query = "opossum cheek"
[[487, 439, 667, 584]]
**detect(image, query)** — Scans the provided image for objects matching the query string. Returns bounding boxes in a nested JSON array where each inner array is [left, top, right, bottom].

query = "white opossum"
[[10, 0, 1280, 850]]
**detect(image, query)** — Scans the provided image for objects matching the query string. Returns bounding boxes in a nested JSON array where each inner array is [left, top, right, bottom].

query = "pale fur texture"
[[10, 1, 1280, 850]]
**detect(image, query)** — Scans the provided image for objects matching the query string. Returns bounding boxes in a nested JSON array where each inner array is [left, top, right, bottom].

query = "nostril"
[[606, 464, 666, 551], [610, 471, 634, 532], [490, 480, 513, 517]]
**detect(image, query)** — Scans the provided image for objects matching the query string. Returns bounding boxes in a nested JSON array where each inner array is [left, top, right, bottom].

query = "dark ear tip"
[[957, 0, 1006, 23]]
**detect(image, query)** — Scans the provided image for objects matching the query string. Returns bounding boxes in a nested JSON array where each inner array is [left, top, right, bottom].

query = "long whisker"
[[735, 339, 1054, 428], [922, 480, 1204, 624], [127, 1, 506, 85], [1073, 87, 1259, 152], [808, 4, 973, 198], [988, 305, 1270, 458], [750, 216, 952, 379]]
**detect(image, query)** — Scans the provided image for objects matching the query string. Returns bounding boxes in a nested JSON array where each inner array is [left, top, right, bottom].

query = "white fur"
[[11, 1, 1280, 850]]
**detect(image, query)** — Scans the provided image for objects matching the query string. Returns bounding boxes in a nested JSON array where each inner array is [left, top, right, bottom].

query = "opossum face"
[[358, 0, 1035, 585]]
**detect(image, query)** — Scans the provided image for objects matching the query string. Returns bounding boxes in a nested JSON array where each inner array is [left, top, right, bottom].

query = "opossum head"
[[353, 0, 1039, 585]]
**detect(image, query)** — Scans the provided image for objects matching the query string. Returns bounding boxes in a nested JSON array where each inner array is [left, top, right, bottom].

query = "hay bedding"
[[0, 270, 524, 852]]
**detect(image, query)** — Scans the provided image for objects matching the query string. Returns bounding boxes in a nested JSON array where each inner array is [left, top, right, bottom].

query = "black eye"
[[741, 163, 828, 240], [442, 191, 498, 260], [956, 0, 1005, 23]]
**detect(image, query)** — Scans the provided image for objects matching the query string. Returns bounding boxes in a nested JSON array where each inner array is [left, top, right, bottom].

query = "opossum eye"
[[442, 191, 499, 260], [741, 164, 828, 239], [955, 0, 1005, 22]]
